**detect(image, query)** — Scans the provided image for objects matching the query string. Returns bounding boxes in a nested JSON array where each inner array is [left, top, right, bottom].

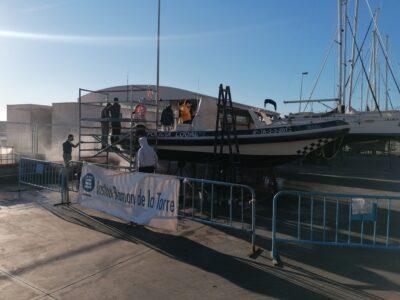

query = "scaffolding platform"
[[78, 87, 158, 169]]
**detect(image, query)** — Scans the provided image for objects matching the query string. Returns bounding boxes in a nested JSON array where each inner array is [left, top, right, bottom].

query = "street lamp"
[[299, 71, 308, 112]]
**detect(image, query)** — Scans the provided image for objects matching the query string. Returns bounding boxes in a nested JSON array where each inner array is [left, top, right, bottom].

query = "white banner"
[[78, 163, 180, 231]]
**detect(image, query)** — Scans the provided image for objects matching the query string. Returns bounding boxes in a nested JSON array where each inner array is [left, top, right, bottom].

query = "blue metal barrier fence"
[[272, 190, 400, 264], [18, 158, 132, 203], [65, 161, 257, 248], [178, 176, 256, 251], [18, 158, 257, 251], [18, 157, 66, 202]]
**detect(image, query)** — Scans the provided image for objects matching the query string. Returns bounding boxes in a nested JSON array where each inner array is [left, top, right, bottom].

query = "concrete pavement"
[[1, 186, 400, 299]]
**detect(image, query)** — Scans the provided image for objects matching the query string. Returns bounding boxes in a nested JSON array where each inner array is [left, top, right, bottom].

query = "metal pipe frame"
[[80, 100, 158, 107], [283, 98, 339, 104], [18, 158, 65, 203], [271, 190, 400, 265], [18, 157, 257, 252], [178, 176, 256, 252]]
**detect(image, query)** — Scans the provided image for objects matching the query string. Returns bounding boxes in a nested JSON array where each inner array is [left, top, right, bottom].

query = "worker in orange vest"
[[180, 101, 192, 124]]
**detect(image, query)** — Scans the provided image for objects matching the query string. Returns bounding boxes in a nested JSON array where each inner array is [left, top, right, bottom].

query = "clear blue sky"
[[0, 0, 399, 120]]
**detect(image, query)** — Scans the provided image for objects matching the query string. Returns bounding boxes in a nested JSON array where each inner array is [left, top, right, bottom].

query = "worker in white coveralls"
[[136, 137, 158, 173]]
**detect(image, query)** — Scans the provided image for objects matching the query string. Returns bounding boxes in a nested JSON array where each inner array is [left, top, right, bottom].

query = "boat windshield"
[[254, 110, 275, 125], [234, 108, 255, 130]]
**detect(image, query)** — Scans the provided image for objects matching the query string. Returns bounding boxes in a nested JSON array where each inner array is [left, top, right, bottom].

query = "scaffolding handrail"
[[78, 85, 166, 168], [79, 87, 156, 95], [80, 100, 158, 106], [80, 117, 157, 123]]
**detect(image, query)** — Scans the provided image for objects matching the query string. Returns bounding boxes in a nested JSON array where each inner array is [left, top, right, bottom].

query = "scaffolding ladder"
[[213, 84, 242, 183]]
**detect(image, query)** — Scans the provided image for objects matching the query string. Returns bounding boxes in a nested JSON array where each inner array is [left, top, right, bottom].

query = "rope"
[[303, 30, 337, 112]]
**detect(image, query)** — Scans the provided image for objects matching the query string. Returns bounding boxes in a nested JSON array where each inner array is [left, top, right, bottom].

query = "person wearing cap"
[[136, 137, 158, 173], [109, 97, 121, 144]]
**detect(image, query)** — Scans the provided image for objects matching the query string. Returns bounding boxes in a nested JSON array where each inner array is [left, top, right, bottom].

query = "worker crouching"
[[136, 137, 158, 173]]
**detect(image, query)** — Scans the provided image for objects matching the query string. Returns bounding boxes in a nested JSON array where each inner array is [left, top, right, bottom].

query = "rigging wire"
[[364, 0, 400, 99], [379, 69, 394, 109], [346, 16, 381, 113], [302, 20, 372, 113], [303, 30, 337, 112], [348, 47, 371, 108], [344, 20, 373, 89]]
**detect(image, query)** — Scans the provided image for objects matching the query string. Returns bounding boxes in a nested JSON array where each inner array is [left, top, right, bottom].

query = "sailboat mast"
[[342, 0, 348, 111], [385, 35, 389, 111], [348, 0, 359, 109], [373, 9, 379, 110], [337, 0, 344, 111], [360, 58, 364, 110]]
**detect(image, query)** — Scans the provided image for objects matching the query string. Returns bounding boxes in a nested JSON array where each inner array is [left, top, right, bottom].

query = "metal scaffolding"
[[78, 87, 158, 170]]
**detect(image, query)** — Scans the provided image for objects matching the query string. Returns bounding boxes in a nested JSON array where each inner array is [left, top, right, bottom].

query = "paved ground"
[[1, 185, 400, 299], [277, 155, 400, 194]]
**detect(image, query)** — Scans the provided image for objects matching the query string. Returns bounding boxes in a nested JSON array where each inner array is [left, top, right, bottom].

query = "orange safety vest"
[[180, 105, 191, 122], [134, 104, 147, 118]]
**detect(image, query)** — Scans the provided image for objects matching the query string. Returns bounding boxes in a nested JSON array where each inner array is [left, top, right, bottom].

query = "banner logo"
[[82, 173, 95, 192]]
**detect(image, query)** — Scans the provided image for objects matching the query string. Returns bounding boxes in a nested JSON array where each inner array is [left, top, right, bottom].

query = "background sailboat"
[[282, 0, 400, 148]]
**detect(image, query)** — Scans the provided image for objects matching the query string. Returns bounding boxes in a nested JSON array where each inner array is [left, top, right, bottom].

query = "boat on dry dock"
[[281, 0, 400, 145], [79, 85, 350, 167], [147, 97, 349, 166], [285, 109, 400, 143]]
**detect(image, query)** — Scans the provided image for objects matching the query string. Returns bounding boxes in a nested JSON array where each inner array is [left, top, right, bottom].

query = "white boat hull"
[[152, 120, 349, 166], [287, 110, 400, 142]]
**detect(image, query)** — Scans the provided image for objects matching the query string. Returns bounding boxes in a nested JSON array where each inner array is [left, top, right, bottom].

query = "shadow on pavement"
[[32, 201, 393, 299]]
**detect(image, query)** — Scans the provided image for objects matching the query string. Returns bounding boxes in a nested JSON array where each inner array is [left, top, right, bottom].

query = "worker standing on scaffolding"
[[180, 101, 192, 124], [101, 103, 111, 148], [62, 134, 79, 165], [110, 97, 121, 144], [136, 137, 158, 173]]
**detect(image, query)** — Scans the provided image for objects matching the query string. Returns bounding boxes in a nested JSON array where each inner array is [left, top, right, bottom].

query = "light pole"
[[155, 0, 161, 149], [299, 71, 308, 112]]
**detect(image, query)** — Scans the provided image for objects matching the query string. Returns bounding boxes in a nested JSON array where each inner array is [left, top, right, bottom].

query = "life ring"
[[134, 104, 147, 118]]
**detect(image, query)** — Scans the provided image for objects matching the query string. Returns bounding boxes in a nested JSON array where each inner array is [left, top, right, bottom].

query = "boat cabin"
[[157, 97, 280, 132]]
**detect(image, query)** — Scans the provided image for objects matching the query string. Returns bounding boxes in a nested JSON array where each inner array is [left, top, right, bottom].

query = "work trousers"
[[101, 122, 110, 147], [63, 153, 72, 166], [111, 122, 121, 144]]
